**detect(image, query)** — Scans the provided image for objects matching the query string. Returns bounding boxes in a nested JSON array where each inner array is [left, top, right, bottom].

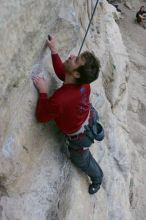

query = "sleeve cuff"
[[51, 53, 58, 57], [39, 93, 48, 98]]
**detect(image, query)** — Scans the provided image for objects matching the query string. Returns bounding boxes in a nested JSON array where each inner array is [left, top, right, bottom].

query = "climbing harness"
[[78, 0, 100, 56]]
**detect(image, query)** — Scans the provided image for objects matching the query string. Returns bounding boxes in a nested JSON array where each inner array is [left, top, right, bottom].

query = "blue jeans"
[[69, 147, 103, 185], [67, 106, 104, 185]]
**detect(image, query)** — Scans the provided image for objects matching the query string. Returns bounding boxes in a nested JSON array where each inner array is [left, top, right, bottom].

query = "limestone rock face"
[[0, 0, 145, 220]]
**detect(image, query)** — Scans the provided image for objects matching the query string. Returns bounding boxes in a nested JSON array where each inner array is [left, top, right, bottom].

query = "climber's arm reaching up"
[[47, 35, 65, 81]]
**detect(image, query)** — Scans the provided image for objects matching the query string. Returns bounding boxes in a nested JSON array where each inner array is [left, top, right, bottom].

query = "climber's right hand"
[[47, 35, 58, 54], [32, 76, 51, 93]]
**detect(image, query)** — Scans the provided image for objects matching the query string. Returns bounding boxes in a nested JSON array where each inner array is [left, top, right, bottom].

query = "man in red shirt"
[[32, 36, 103, 194]]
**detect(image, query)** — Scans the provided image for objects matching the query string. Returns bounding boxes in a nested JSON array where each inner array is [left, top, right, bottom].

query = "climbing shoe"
[[88, 183, 100, 195]]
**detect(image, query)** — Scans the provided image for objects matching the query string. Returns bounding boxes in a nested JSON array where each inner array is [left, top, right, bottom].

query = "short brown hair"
[[75, 51, 100, 84]]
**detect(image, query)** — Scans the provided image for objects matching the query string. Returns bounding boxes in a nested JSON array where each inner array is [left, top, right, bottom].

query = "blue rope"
[[78, 0, 99, 56]]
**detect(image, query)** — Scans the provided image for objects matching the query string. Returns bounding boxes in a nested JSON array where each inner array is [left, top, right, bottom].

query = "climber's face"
[[64, 54, 85, 73]]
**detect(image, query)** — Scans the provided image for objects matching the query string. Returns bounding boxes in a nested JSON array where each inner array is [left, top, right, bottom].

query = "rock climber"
[[32, 35, 104, 195]]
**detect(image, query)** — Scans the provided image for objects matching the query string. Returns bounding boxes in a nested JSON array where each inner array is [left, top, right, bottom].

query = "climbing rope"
[[78, 0, 100, 56]]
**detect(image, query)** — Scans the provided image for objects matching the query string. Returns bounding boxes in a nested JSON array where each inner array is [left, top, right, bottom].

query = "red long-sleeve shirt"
[[36, 53, 90, 134]]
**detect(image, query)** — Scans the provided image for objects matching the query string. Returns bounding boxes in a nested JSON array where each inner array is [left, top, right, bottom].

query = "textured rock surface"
[[118, 2, 146, 220], [0, 0, 145, 219]]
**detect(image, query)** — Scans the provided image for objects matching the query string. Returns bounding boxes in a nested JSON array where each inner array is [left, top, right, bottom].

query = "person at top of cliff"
[[136, 6, 146, 29], [32, 35, 104, 195]]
